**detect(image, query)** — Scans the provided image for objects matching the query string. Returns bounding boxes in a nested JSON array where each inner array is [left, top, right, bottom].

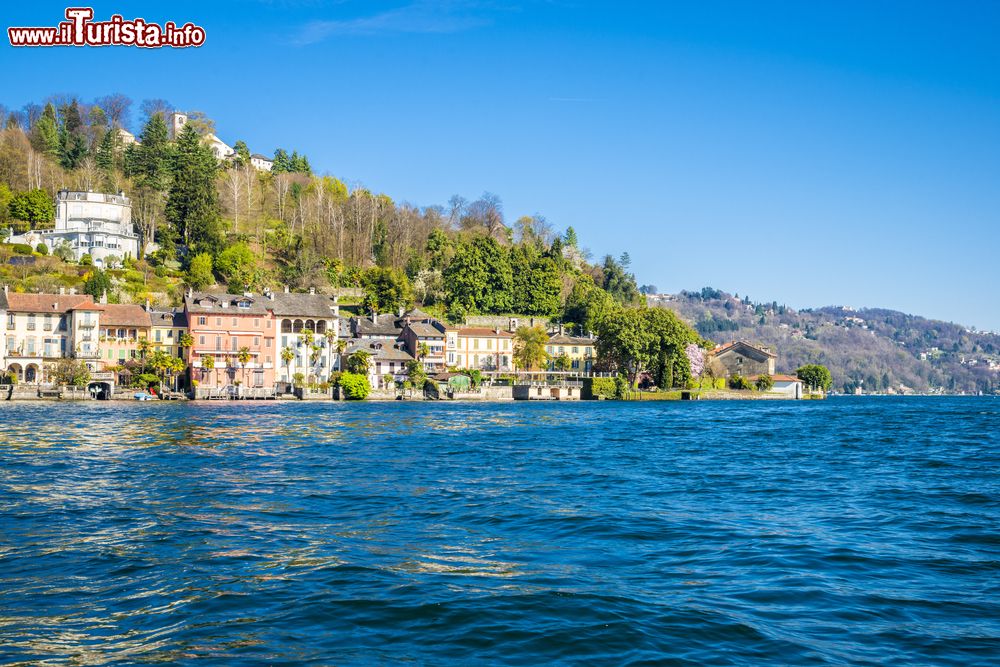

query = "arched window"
[[293, 319, 303, 333], [316, 320, 327, 334], [281, 319, 292, 333], [305, 319, 315, 332]]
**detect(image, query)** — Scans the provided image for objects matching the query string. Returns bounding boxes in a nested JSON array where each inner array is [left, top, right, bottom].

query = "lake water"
[[1, 397, 998, 665]]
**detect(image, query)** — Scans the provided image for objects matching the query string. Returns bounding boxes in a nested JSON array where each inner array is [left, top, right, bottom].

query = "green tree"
[[595, 307, 653, 386], [280, 346, 295, 382], [601, 254, 641, 305], [58, 100, 88, 170], [215, 241, 258, 289], [30, 103, 60, 157], [513, 325, 549, 371], [443, 236, 513, 314], [405, 358, 426, 389], [83, 268, 113, 299], [796, 364, 833, 392], [346, 350, 371, 376], [233, 140, 251, 167], [186, 252, 215, 290], [642, 308, 700, 389], [564, 275, 616, 335], [51, 358, 91, 387], [8, 189, 55, 227], [755, 374, 774, 391], [510, 245, 561, 315], [166, 124, 223, 253], [360, 267, 413, 314]]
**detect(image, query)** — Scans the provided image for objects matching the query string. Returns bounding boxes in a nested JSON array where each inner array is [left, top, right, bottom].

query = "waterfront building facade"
[[149, 307, 189, 359], [546, 332, 596, 372], [447, 327, 515, 372], [1, 287, 102, 383], [184, 292, 276, 390], [97, 303, 151, 368], [270, 288, 340, 386]]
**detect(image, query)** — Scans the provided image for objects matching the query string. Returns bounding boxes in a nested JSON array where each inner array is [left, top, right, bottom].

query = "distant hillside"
[[651, 288, 1000, 394]]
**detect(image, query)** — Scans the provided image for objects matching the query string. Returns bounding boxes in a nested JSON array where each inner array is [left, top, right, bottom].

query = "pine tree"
[[30, 103, 60, 157], [564, 226, 579, 248], [166, 124, 223, 254], [58, 100, 88, 170]]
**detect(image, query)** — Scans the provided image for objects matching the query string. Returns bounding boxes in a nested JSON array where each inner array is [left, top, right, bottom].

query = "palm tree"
[[281, 346, 295, 382], [202, 354, 215, 387], [237, 346, 252, 389], [334, 339, 348, 370]]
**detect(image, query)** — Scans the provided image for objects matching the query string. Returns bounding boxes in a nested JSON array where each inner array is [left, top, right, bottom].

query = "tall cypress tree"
[[165, 123, 222, 255]]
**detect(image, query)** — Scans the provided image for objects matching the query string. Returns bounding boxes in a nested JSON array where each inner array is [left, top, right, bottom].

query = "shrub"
[[80, 253, 93, 266], [714, 378, 726, 390], [35, 243, 48, 256], [585, 376, 618, 400], [729, 374, 753, 390], [12, 243, 33, 255], [755, 374, 774, 391], [292, 372, 305, 387], [339, 372, 371, 400], [328, 371, 342, 387]]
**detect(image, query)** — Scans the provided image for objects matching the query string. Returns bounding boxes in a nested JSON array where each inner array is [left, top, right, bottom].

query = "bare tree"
[[96, 93, 132, 129]]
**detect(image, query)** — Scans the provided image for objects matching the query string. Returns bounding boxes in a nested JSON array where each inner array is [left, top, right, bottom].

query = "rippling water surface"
[[1, 397, 999, 665]]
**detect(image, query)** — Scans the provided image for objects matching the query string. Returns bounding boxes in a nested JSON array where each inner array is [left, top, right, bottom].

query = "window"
[[216, 318, 222, 326], [231, 337, 238, 351], [232, 318, 238, 327], [199, 335, 206, 345], [44, 314, 53, 331], [198, 316, 207, 326], [6, 314, 14, 330], [254, 318, 260, 328], [572, 347, 578, 354], [254, 336, 260, 346], [27, 314, 35, 331], [266, 338, 272, 348], [487, 339, 493, 350], [155, 330, 162, 342], [215, 336, 221, 350]]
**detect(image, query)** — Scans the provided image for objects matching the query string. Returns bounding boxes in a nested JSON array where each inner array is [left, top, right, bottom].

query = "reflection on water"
[[1, 398, 999, 665]]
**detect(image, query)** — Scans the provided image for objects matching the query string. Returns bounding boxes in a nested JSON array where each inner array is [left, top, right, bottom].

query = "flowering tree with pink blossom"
[[685, 343, 704, 379]]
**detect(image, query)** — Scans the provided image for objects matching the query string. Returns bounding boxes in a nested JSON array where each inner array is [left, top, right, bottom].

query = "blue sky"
[[3, 1, 999, 329]]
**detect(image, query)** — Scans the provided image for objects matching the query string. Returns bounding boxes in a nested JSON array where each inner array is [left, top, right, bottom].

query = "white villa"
[[250, 154, 273, 171], [7, 190, 140, 267]]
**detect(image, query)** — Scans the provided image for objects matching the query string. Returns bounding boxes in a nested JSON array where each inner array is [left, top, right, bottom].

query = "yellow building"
[[445, 327, 516, 372], [546, 333, 596, 372], [149, 308, 188, 359]]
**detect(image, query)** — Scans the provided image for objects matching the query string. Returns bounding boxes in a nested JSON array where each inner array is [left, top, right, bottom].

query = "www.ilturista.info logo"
[[8, 7, 205, 48]]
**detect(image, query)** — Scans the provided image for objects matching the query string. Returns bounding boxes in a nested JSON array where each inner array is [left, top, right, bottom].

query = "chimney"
[[494, 327, 500, 335], [398, 307, 404, 318], [100, 291, 108, 305], [283, 285, 289, 294], [559, 324, 564, 336], [186, 287, 193, 299], [69, 288, 77, 295], [145, 298, 151, 311], [59, 287, 65, 295], [309, 287, 315, 295]]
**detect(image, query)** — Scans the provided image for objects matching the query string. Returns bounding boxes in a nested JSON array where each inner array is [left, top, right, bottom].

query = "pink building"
[[184, 292, 276, 391]]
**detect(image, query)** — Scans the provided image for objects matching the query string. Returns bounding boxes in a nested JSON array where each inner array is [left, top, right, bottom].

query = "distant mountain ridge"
[[650, 288, 1000, 394]]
